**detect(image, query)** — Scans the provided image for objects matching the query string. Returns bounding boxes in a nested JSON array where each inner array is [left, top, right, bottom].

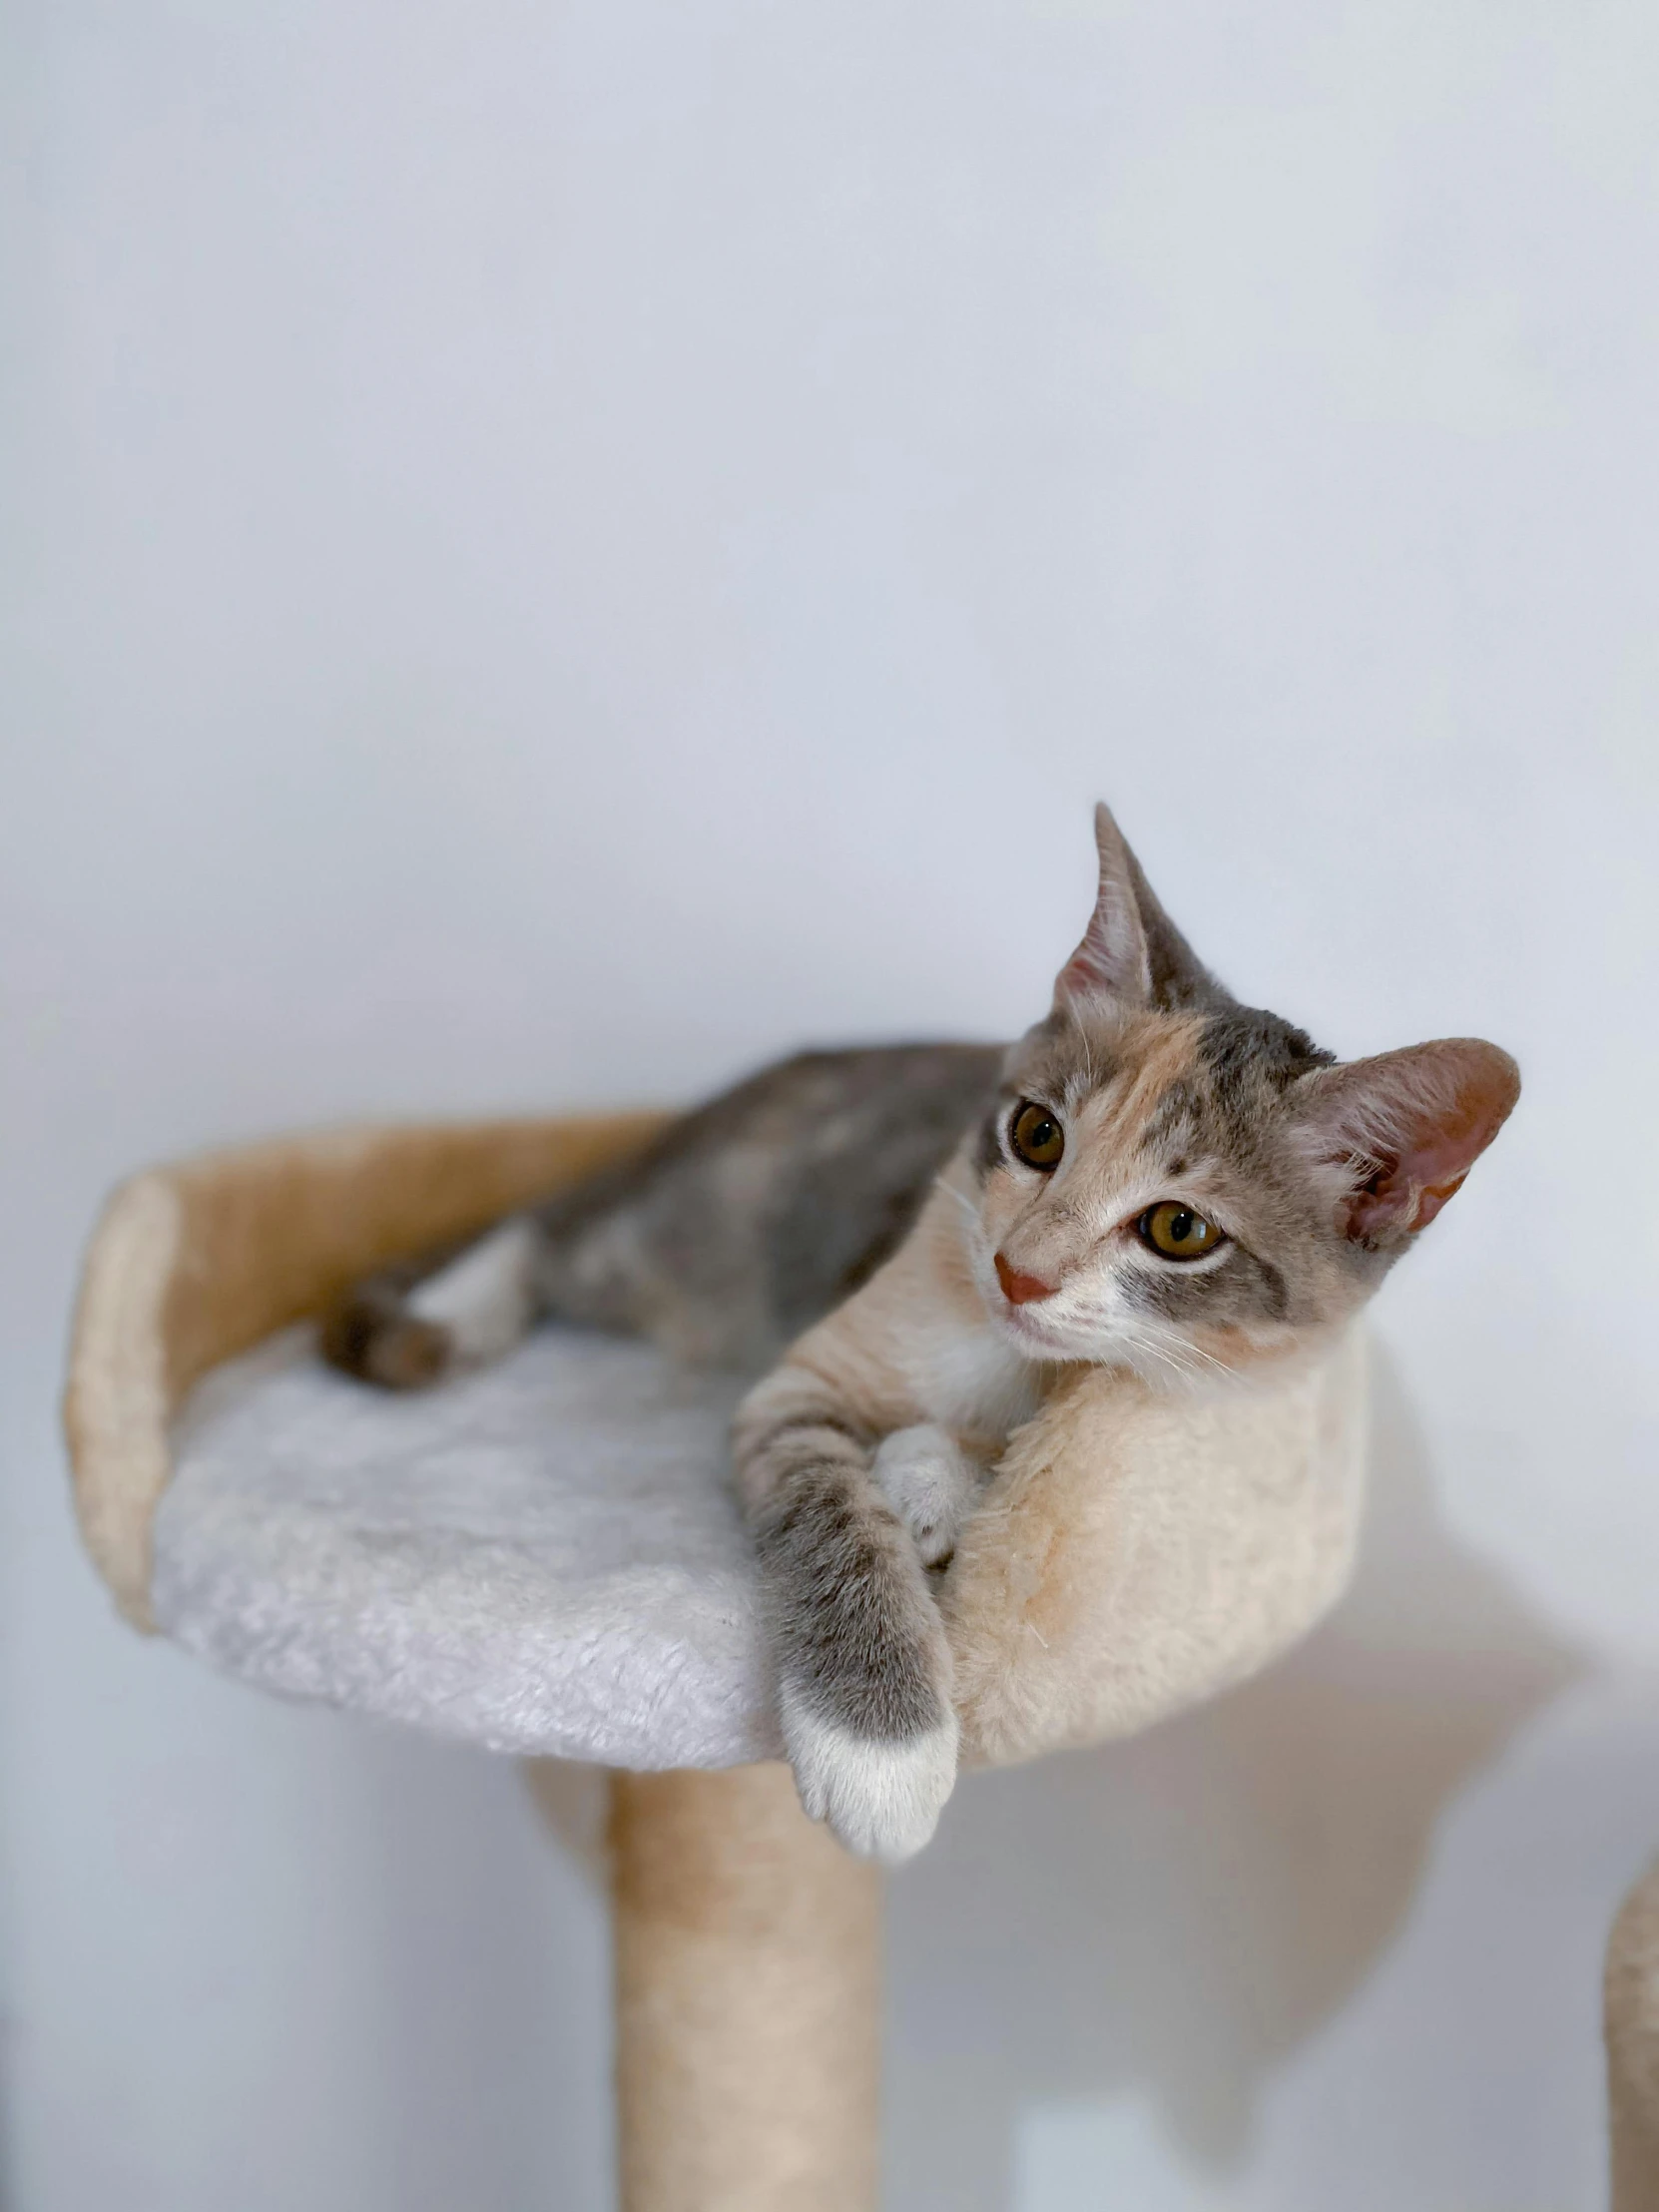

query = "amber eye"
[[1009, 1101, 1065, 1171], [1138, 1202, 1225, 1260]]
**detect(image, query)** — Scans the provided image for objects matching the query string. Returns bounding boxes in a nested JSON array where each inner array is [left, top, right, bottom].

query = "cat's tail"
[[321, 1216, 542, 1389]]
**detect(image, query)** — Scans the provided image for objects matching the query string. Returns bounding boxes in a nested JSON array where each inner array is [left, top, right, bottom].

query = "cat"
[[324, 805, 1519, 1862]]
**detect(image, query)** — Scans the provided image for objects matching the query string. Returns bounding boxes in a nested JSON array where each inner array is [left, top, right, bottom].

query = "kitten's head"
[[965, 805, 1519, 1382]]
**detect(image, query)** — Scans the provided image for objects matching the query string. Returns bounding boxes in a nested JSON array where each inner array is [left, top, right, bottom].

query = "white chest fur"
[[901, 1318, 1048, 1446]]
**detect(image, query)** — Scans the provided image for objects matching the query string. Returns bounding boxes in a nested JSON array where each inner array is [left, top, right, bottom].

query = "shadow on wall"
[[881, 1348, 1585, 2212]]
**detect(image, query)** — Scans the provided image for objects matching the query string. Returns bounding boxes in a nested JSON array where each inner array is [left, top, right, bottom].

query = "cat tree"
[[65, 1111, 1370, 2210]]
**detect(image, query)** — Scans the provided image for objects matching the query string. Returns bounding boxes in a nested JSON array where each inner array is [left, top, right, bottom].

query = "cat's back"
[[537, 1041, 1004, 1368], [753, 1042, 1004, 1340]]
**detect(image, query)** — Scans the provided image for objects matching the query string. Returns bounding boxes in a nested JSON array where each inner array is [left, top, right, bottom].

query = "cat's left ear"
[[1291, 1038, 1520, 1247]]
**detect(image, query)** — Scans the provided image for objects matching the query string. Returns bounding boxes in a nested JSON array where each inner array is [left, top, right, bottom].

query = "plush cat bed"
[[64, 1110, 1369, 2212], [72, 1114, 1368, 1778]]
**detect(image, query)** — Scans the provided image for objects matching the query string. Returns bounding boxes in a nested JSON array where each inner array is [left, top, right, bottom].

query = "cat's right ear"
[[1053, 804, 1155, 1012], [1054, 804, 1223, 1014]]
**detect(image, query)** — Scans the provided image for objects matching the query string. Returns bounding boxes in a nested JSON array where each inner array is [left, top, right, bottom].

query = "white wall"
[[5, 2, 1658, 2205]]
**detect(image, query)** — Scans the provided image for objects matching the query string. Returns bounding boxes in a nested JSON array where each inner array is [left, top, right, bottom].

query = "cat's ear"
[[1053, 804, 1152, 1009], [1291, 1039, 1520, 1247], [1054, 803, 1223, 1013]]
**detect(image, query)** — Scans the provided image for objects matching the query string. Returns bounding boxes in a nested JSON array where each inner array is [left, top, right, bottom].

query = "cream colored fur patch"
[[944, 1324, 1369, 1769]]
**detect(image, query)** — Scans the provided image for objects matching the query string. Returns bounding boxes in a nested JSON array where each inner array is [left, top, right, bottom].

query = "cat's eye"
[[1009, 1101, 1065, 1171], [1138, 1202, 1225, 1260]]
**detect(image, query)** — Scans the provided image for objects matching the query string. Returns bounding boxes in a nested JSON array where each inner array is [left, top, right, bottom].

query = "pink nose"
[[995, 1252, 1056, 1307]]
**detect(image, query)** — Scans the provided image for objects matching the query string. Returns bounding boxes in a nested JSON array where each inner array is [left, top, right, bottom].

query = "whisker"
[[934, 1174, 983, 1229]]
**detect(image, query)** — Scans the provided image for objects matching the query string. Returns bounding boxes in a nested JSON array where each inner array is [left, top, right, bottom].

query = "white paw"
[[780, 1684, 959, 1865], [871, 1423, 984, 1568]]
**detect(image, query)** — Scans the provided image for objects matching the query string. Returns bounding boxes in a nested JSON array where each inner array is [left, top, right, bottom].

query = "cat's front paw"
[[780, 1684, 959, 1864], [871, 1423, 984, 1568]]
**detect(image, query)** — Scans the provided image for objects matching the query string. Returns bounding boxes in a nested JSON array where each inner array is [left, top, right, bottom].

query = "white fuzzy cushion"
[[157, 1328, 779, 1770]]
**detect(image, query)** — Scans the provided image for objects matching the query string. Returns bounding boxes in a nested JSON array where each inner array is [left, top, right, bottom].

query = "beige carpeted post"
[[611, 1765, 881, 2212], [1608, 1857, 1659, 2210]]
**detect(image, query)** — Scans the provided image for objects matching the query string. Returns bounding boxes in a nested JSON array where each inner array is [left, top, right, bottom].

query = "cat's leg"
[[732, 1368, 959, 1865], [321, 1154, 706, 1388], [871, 1423, 988, 1569], [322, 1217, 541, 1387]]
